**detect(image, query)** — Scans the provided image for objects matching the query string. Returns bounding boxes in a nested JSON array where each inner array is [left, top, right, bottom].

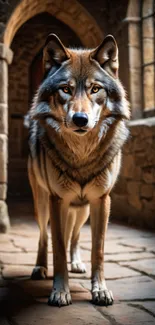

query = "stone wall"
[[111, 117, 155, 230], [0, 44, 13, 231]]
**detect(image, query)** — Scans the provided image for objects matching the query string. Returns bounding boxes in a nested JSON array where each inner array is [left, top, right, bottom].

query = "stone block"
[[129, 124, 141, 136], [0, 200, 10, 233], [143, 38, 154, 64], [135, 153, 149, 168], [140, 184, 153, 199], [129, 117, 155, 129], [127, 181, 142, 210], [143, 0, 154, 16], [129, 46, 141, 68], [120, 259, 155, 276], [0, 240, 22, 253], [81, 240, 143, 254], [97, 302, 155, 325], [143, 65, 155, 110], [119, 236, 155, 249], [0, 184, 7, 200], [0, 134, 8, 182], [142, 198, 155, 212], [105, 251, 154, 262], [0, 43, 13, 64], [0, 60, 8, 104], [128, 195, 142, 211], [121, 154, 135, 178], [129, 68, 142, 117], [111, 193, 136, 222], [2, 265, 53, 279], [143, 17, 154, 38], [131, 301, 155, 316], [0, 104, 8, 134], [129, 23, 140, 47], [0, 252, 49, 266], [83, 275, 155, 301], [113, 177, 128, 195], [133, 137, 148, 152], [13, 302, 111, 325], [127, 181, 140, 195]]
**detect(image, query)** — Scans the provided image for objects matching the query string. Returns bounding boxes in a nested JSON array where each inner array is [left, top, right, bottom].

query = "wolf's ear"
[[91, 35, 118, 78], [43, 34, 70, 72]]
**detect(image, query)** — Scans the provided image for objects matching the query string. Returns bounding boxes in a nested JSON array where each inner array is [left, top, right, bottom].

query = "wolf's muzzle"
[[72, 113, 88, 127]]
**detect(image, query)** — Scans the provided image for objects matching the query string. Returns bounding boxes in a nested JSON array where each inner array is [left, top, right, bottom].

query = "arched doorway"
[[7, 12, 82, 204], [0, 0, 103, 229], [3, 0, 103, 48]]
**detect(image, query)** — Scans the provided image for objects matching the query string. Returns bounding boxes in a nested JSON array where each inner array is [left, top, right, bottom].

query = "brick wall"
[[111, 118, 155, 229]]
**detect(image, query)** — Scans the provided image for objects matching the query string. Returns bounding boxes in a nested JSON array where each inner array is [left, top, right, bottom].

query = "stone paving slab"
[[2, 262, 140, 280], [2, 265, 52, 279], [119, 237, 155, 249], [105, 223, 154, 239], [13, 302, 111, 325], [17, 279, 90, 299], [81, 276, 155, 301], [0, 252, 39, 266], [120, 259, 155, 276], [12, 237, 53, 253], [81, 241, 144, 253], [104, 251, 154, 262], [0, 241, 22, 253], [96, 302, 155, 325], [0, 219, 155, 324], [130, 301, 155, 317], [68, 262, 140, 280]]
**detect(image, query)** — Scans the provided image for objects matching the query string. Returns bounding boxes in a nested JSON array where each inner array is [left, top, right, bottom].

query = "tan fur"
[[27, 34, 130, 306]]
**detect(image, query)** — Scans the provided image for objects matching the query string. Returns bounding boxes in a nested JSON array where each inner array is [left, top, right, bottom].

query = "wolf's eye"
[[61, 86, 71, 94], [91, 86, 100, 93]]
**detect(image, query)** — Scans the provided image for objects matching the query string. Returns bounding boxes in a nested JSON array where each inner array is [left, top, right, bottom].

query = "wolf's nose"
[[72, 113, 88, 127]]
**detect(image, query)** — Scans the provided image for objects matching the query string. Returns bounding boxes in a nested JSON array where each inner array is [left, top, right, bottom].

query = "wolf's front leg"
[[48, 196, 72, 307], [90, 194, 114, 306]]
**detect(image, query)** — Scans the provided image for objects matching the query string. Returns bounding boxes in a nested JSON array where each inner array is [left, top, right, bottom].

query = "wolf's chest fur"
[[29, 118, 125, 204]]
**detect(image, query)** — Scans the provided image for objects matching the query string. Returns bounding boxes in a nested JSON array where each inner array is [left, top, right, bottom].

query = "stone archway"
[[0, 0, 103, 232], [8, 13, 83, 201], [3, 0, 103, 48]]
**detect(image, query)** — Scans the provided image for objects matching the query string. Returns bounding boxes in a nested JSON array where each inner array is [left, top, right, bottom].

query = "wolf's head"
[[31, 34, 130, 137]]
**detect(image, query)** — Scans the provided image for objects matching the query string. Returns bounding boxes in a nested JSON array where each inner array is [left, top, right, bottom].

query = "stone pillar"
[[0, 43, 13, 232], [126, 17, 142, 119]]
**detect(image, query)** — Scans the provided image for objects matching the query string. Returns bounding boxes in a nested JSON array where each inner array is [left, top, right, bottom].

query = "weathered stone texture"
[[0, 184, 7, 200], [0, 59, 8, 104], [112, 117, 155, 229], [0, 104, 8, 134], [0, 43, 13, 64], [0, 135, 8, 183], [0, 200, 10, 233], [1, 221, 155, 324]]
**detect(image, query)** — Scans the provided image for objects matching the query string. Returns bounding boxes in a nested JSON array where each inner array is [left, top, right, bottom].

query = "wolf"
[[26, 33, 130, 307]]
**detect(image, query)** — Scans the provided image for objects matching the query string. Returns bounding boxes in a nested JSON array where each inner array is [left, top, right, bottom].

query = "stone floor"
[[0, 215, 155, 324]]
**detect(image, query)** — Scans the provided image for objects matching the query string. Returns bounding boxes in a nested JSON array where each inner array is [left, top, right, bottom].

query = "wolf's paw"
[[48, 289, 72, 307], [71, 262, 86, 273], [31, 266, 47, 280], [92, 289, 114, 306]]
